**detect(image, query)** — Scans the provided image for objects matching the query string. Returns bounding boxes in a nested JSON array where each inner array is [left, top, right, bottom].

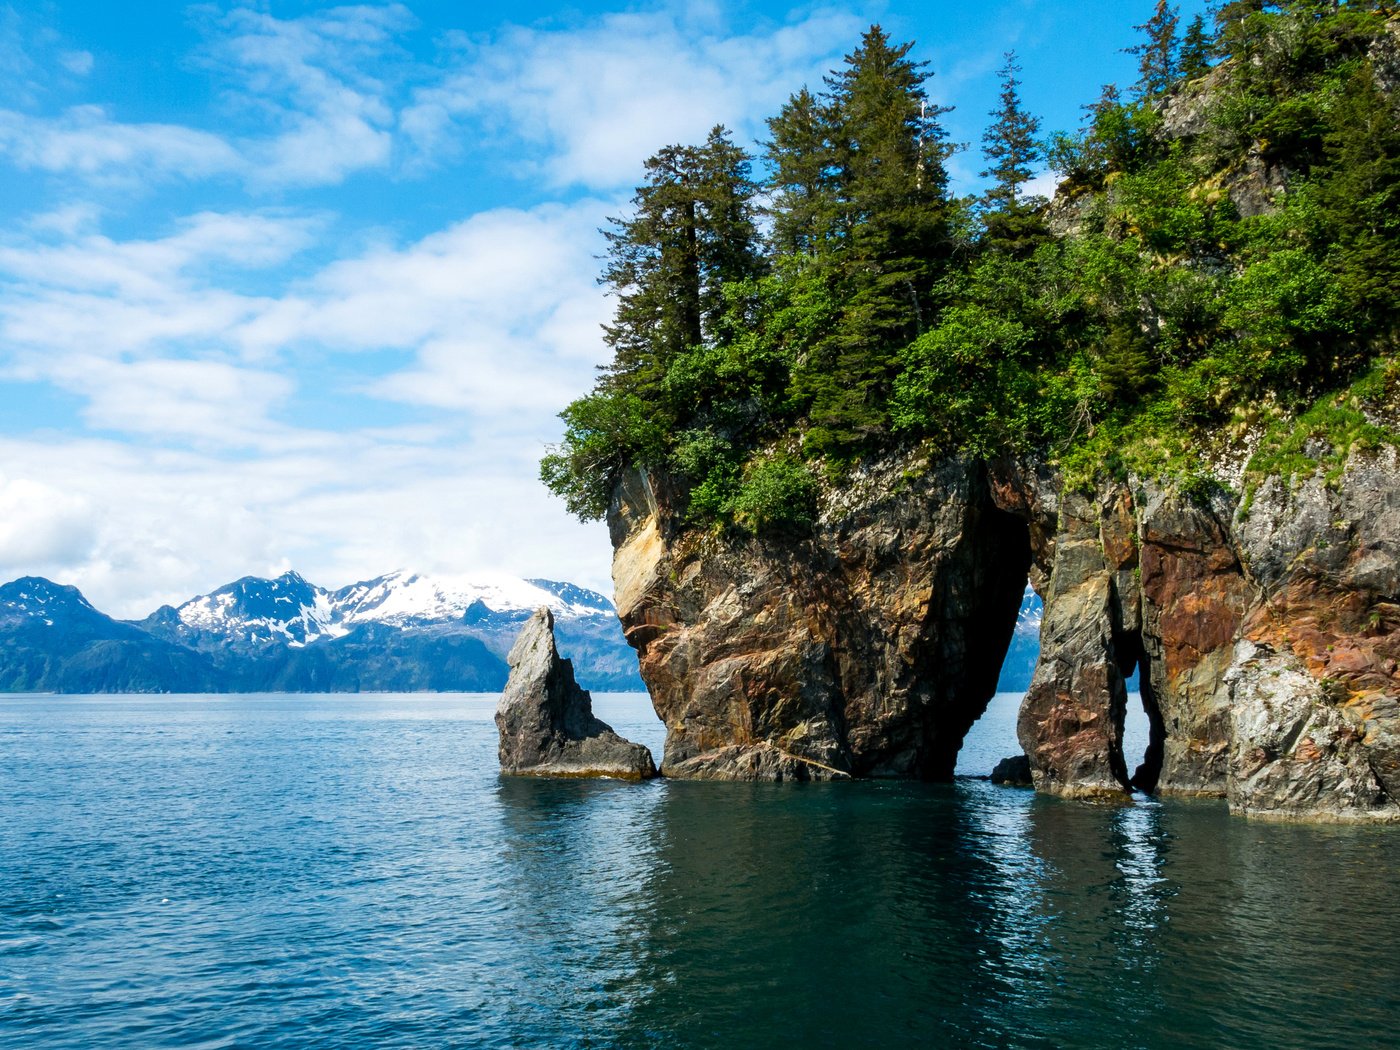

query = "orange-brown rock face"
[[607, 457, 1031, 780], [608, 448, 1400, 820], [1138, 490, 1252, 796]]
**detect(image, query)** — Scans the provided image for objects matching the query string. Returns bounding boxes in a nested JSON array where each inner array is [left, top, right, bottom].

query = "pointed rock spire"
[[495, 608, 657, 780]]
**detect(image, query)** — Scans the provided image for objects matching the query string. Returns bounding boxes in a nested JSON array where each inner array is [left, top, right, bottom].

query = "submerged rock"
[[496, 608, 657, 780], [990, 755, 1033, 787]]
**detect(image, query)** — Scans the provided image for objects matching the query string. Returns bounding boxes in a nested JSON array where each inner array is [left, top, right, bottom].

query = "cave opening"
[[1112, 635, 1166, 794], [934, 500, 1034, 782], [949, 578, 1040, 781]]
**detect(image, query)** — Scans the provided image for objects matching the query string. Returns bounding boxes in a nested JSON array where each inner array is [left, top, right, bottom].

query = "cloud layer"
[[9, 0, 1132, 617]]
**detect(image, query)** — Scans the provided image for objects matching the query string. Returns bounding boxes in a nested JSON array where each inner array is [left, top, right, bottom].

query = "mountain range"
[[0, 570, 644, 693], [0, 571, 1045, 695]]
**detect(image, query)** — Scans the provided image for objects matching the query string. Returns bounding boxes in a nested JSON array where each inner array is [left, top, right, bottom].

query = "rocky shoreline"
[[603, 448, 1399, 822]]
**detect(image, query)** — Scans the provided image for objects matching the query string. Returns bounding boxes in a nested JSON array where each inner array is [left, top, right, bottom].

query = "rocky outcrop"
[[1225, 451, 1400, 821], [496, 608, 657, 780], [990, 755, 1033, 786], [608, 455, 1029, 780], [607, 444, 1400, 821]]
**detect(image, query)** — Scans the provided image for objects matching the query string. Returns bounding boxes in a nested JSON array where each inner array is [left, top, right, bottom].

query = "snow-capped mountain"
[[96, 568, 644, 693], [996, 587, 1043, 693], [0, 576, 101, 626], [157, 569, 617, 651], [1013, 585, 1043, 639], [331, 571, 614, 629], [173, 570, 337, 647], [0, 576, 219, 692]]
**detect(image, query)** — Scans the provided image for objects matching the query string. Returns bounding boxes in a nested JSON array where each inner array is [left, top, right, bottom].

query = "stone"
[[990, 755, 1033, 786], [608, 454, 1031, 781], [604, 444, 1400, 821], [495, 608, 657, 780]]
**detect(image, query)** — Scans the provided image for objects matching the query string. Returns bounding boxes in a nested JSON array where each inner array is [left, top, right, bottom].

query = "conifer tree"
[[1127, 1, 1181, 98], [793, 25, 956, 450], [764, 88, 837, 257], [980, 52, 1042, 209], [600, 126, 763, 399], [1212, 0, 1265, 63], [1179, 14, 1213, 80], [824, 26, 953, 337]]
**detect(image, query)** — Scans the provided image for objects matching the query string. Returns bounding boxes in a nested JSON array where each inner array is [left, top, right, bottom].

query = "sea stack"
[[496, 607, 657, 780]]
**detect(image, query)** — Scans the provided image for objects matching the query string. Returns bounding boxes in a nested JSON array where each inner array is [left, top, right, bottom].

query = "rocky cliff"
[[607, 447, 1400, 821]]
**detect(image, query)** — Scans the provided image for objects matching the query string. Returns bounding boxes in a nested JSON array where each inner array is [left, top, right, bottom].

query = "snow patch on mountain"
[[175, 570, 339, 647], [331, 571, 614, 628], [0, 577, 99, 619], [169, 569, 617, 648], [1014, 586, 1043, 637]]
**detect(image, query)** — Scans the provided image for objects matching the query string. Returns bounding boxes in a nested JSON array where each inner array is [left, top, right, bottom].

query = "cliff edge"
[[608, 448, 1400, 821]]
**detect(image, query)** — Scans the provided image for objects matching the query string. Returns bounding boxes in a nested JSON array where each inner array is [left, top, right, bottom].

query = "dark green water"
[[2, 693, 1398, 1048]]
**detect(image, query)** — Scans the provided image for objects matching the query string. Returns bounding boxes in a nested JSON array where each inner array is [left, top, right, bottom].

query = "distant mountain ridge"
[[995, 588, 1042, 694], [0, 570, 644, 694]]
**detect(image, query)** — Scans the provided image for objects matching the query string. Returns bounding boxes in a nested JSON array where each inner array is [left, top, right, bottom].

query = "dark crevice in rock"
[[1116, 633, 1167, 793], [922, 488, 1033, 781]]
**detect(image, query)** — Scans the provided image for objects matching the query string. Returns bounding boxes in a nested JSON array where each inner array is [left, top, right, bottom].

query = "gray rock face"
[[607, 454, 1030, 781], [496, 608, 657, 780], [606, 443, 1400, 822]]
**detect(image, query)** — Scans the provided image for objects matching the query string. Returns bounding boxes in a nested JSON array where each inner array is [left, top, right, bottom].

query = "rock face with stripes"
[[495, 607, 657, 781], [607, 445, 1400, 822], [607, 455, 1030, 782]]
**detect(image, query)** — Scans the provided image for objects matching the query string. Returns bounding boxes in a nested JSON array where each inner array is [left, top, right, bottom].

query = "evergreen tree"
[[795, 25, 957, 450], [1128, 1, 1181, 98], [1315, 65, 1400, 338], [764, 88, 838, 257], [1179, 14, 1213, 80], [981, 51, 1042, 208], [600, 126, 764, 403], [1212, 0, 1266, 63]]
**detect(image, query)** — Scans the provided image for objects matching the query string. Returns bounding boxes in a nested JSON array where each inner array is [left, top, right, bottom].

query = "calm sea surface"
[[3, 692, 1399, 1049]]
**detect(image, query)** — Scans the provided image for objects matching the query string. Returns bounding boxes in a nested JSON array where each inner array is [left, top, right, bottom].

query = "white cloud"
[[59, 50, 94, 77], [0, 200, 610, 454], [261, 202, 613, 416], [1021, 168, 1061, 201], [0, 5, 417, 189], [213, 5, 413, 186], [0, 105, 242, 181], [404, 6, 867, 190], [0, 474, 97, 574], [0, 435, 614, 619]]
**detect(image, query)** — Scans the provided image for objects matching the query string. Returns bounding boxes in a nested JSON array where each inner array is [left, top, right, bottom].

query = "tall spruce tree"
[[1179, 14, 1213, 80], [1212, 0, 1266, 63], [1128, 1, 1181, 98], [794, 25, 956, 450], [600, 126, 763, 403], [980, 52, 1049, 256], [981, 52, 1042, 208], [764, 87, 838, 257]]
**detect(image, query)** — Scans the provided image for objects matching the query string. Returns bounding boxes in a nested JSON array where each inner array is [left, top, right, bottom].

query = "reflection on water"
[[3, 693, 1399, 1049]]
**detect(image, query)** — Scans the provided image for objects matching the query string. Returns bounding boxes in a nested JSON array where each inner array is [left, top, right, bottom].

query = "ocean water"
[[2, 692, 1398, 1050]]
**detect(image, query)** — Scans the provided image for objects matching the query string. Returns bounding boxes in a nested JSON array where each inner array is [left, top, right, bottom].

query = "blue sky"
[[0, 0, 1207, 616]]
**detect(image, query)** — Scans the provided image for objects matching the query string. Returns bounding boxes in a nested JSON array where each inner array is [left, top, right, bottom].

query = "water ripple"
[[2, 693, 1399, 1049]]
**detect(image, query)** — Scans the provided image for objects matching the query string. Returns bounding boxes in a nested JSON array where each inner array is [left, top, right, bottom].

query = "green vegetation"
[[542, 5, 1400, 533]]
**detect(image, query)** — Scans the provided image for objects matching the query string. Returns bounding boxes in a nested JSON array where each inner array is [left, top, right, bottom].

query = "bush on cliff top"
[[542, 4, 1400, 531]]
